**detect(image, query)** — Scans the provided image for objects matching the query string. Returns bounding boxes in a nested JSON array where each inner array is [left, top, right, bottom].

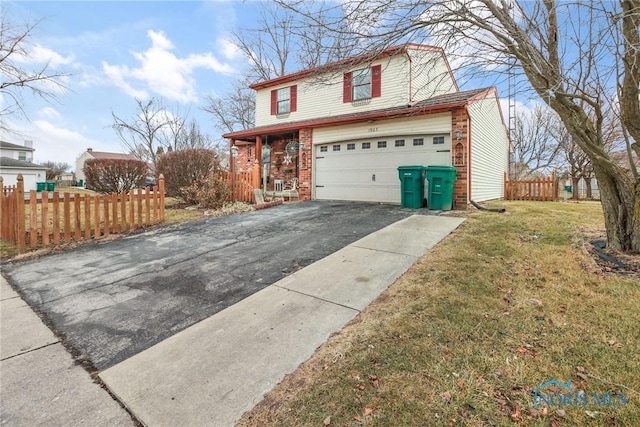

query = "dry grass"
[[238, 201, 639, 427]]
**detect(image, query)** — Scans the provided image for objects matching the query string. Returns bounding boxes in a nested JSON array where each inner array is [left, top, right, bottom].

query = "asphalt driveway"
[[2, 201, 419, 371]]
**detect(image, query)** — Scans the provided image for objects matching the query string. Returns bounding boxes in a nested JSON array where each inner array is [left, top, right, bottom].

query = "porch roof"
[[222, 87, 492, 142]]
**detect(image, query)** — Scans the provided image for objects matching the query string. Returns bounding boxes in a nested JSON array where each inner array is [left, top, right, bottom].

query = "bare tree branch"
[[0, 12, 69, 131]]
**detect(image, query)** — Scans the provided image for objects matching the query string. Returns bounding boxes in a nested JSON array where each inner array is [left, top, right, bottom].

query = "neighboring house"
[[75, 148, 138, 183], [0, 141, 48, 191], [223, 43, 510, 207]]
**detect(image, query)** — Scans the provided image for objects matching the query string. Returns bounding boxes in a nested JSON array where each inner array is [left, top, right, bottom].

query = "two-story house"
[[0, 141, 48, 191], [223, 43, 510, 208]]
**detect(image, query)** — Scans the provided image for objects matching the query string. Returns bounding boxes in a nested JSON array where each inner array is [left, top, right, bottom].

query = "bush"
[[156, 149, 219, 199], [180, 173, 231, 208], [84, 158, 148, 194]]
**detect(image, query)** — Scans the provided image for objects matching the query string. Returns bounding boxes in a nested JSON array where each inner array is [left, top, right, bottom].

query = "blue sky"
[[1, 1, 255, 167]]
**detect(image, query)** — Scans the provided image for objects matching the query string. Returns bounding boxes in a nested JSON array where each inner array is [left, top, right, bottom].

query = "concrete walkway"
[[99, 214, 464, 426], [0, 276, 134, 426]]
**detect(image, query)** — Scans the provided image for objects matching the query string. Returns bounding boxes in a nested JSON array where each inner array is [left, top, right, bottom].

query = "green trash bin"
[[46, 181, 56, 192], [426, 165, 457, 210], [36, 182, 46, 192], [78, 179, 84, 187], [564, 185, 572, 192], [397, 166, 426, 209]]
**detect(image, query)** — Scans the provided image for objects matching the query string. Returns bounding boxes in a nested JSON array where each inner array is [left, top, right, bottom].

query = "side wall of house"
[[75, 152, 93, 182], [467, 92, 510, 202]]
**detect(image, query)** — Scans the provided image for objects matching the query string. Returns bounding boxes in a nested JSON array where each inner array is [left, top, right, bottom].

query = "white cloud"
[[102, 29, 233, 103], [102, 62, 149, 99], [26, 120, 112, 167], [12, 43, 75, 68], [217, 38, 242, 61], [39, 107, 61, 120], [30, 44, 75, 67]]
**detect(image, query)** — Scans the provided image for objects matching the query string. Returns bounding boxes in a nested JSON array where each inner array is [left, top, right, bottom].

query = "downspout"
[[407, 51, 413, 103]]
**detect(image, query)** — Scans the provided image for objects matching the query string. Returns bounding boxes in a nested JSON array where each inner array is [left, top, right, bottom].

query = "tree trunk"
[[593, 164, 640, 253], [572, 177, 580, 200], [585, 178, 593, 199]]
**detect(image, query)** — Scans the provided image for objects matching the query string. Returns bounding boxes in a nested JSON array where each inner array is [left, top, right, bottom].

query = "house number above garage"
[[368, 127, 378, 133]]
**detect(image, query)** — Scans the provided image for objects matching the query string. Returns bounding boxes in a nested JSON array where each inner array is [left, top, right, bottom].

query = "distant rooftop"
[[1, 141, 35, 151]]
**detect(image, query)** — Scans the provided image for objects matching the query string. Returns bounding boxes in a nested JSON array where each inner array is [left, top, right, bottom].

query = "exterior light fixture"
[[454, 129, 463, 140]]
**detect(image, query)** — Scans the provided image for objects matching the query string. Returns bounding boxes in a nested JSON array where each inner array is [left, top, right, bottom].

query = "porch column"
[[230, 139, 236, 202], [256, 135, 262, 169]]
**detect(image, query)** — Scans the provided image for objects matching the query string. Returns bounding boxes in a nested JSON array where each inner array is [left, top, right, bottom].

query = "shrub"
[[156, 149, 219, 199], [84, 158, 148, 194], [180, 173, 231, 208]]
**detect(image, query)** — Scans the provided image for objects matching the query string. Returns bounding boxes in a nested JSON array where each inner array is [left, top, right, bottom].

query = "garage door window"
[[395, 139, 405, 147], [362, 142, 371, 149], [377, 141, 387, 148], [413, 138, 424, 146], [320, 146, 328, 152], [347, 143, 355, 150], [333, 145, 341, 151], [433, 136, 445, 145]]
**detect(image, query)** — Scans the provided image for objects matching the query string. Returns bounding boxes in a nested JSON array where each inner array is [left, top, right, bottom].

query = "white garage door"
[[314, 135, 452, 203]]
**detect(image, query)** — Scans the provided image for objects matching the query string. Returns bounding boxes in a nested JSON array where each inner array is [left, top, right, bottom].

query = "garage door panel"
[[315, 136, 452, 203]]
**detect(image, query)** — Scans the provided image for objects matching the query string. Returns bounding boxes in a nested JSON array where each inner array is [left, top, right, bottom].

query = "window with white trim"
[[333, 144, 341, 151], [270, 85, 297, 115], [377, 141, 387, 148], [413, 138, 424, 146], [347, 143, 355, 150], [362, 142, 371, 149], [395, 139, 405, 147], [433, 136, 445, 145], [352, 68, 371, 100], [320, 146, 328, 152]]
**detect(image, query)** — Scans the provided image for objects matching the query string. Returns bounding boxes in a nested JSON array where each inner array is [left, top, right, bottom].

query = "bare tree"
[[205, 2, 355, 134], [111, 98, 175, 167], [203, 79, 255, 134], [0, 12, 68, 131], [41, 161, 71, 181], [512, 105, 562, 179], [279, 0, 640, 252]]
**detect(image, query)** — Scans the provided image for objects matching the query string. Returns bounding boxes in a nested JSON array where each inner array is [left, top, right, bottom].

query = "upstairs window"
[[270, 85, 297, 115], [343, 64, 381, 103], [18, 151, 27, 161]]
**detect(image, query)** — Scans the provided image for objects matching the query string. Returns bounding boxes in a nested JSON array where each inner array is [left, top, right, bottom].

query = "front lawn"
[[239, 201, 639, 426]]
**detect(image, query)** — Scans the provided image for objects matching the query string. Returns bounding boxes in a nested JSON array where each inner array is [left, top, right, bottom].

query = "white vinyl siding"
[[408, 49, 457, 100], [312, 113, 451, 145], [467, 93, 510, 202], [255, 48, 452, 127]]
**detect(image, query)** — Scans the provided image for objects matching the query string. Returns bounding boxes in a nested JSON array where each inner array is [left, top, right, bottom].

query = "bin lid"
[[425, 165, 457, 171], [397, 165, 426, 170]]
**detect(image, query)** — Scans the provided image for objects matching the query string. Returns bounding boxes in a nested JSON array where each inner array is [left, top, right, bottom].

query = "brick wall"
[[298, 128, 312, 200], [451, 107, 469, 209]]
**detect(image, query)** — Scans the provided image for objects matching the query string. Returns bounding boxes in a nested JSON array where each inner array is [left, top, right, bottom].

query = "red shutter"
[[371, 65, 382, 98], [290, 85, 297, 112], [270, 89, 277, 115], [343, 72, 352, 103]]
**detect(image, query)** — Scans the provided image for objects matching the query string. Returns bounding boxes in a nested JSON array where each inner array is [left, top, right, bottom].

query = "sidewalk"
[[99, 214, 465, 426], [0, 276, 134, 426]]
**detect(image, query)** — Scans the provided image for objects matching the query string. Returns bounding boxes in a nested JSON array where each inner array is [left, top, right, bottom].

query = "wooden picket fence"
[[218, 167, 261, 204], [504, 172, 558, 201], [0, 174, 165, 254]]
